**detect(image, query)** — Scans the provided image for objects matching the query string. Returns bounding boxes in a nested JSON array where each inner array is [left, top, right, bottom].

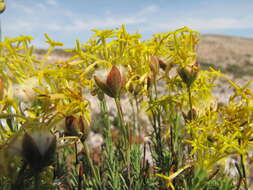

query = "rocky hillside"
[[196, 35, 253, 102], [198, 34, 253, 77]]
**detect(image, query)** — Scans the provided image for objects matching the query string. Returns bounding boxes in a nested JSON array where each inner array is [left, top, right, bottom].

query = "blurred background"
[[1, 0, 253, 48]]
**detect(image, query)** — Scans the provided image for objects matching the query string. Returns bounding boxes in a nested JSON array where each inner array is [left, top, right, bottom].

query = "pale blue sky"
[[2, 0, 253, 48]]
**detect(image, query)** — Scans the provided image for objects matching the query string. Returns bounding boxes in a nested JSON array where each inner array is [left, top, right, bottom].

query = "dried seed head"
[[158, 58, 167, 71], [150, 56, 160, 76], [177, 63, 199, 87], [22, 129, 56, 172], [183, 109, 197, 122], [65, 115, 89, 141], [65, 115, 79, 136]]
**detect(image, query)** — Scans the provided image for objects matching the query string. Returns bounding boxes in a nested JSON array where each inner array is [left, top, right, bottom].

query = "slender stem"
[[82, 141, 102, 189], [134, 95, 141, 136], [236, 178, 242, 190], [154, 76, 158, 99], [114, 97, 131, 189], [240, 154, 248, 190], [12, 162, 27, 190], [130, 98, 136, 133], [35, 174, 40, 189], [154, 79, 164, 171], [170, 124, 174, 155], [115, 98, 125, 125], [114, 98, 127, 141], [187, 86, 193, 120], [187, 85, 194, 154], [239, 139, 248, 190], [78, 163, 83, 190], [75, 142, 78, 165]]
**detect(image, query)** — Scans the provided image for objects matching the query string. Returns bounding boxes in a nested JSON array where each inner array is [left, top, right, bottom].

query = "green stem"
[[114, 97, 131, 188], [82, 141, 102, 189], [239, 139, 248, 190], [187, 86, 193, 120], [114, 97, 127, 142], [115, 98, 125, 126], [100, 99, 110, 133], [240, 154, 248, 190]]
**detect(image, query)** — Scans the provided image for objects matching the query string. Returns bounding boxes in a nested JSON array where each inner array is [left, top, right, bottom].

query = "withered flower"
[[65, 115, 79, 136], [158, 58, 167, 71], [150, 56, 160, 76], [178, 62, 199, 87], [65, 115, 89, 141], [150, 56, 170, 72], [182, 109, 197, 122], [22, 129, 56, 172], [94, 66, 124, 98]]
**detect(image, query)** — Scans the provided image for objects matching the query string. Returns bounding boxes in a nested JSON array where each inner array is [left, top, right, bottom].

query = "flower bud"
[[65, 115, 79, 136], [65, 115, 89, 141], [22, 129, 56, 172], [106, 66, 122, 96], [94, 66, 124, 98]]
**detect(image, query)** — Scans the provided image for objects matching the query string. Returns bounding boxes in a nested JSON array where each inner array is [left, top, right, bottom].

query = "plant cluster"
[[0, 25, 252, 190]]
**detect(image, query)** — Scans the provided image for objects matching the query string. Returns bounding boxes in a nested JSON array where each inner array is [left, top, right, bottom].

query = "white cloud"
[[36, 3, 47, 10], [43, 16, 146, 31], [4, 3, 149, 33], [10, 1, 34, 14], [47, 0, 57, 6], [138, 4, 159, 16], [140, 17, 253, 32], [181, 18, 253, 30]]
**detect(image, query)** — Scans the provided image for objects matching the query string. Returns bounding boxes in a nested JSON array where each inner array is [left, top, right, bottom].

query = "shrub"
[[0, 25, 252, 190]]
